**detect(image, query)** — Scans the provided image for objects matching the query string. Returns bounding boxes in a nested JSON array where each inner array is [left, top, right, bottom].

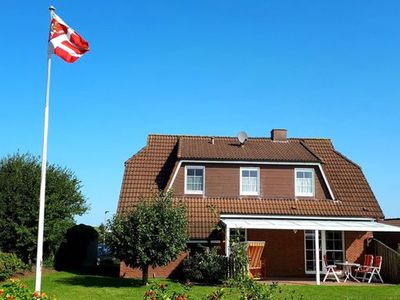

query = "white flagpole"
[[35, 6, 55, 293]]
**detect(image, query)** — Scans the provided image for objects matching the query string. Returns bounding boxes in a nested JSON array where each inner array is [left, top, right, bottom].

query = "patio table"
[[336, 262, 360, 282]]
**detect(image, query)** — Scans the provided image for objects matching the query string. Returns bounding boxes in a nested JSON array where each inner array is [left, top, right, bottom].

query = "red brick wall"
[[247, 229, 306, 277], [172, 163, 330, 199], [120, 252, 188, 279], [246, 230, 372, 278], [345, 231, 372, 264], [119, 231, 372, 279]]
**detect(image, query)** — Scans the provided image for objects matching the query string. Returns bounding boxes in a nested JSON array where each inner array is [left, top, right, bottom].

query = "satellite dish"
[[237, 131, 248, 144]]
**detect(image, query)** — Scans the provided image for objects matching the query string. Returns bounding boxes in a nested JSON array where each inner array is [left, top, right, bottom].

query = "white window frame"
[[304, 230, 345, 275], [295, 168, 315, 197], [240, 167, 260, 196], [184, 165, 205, 194]]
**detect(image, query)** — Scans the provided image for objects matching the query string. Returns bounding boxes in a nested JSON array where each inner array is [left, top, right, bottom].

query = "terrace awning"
[[220, 217, 400, 232], [220, 215, 400, 285]]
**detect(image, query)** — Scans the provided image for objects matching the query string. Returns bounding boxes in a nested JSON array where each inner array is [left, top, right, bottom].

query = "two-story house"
[[117, 129, 400, 283]]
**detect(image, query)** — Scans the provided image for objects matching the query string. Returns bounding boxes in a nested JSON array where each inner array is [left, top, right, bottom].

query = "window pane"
[[230, 228, 246, 243], [241, 169, 258, 194], [186, 167, 204, 192], [250, 170, 257, 177], [334, 240, 342, 250], [296, 170, 313, 195]]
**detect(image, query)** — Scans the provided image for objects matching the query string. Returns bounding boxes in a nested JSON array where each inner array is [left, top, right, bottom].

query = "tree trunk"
[[142, 264, 149, 285]]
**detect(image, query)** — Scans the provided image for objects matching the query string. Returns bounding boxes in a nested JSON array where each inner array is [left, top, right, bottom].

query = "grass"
[[3, 271, 400, 300], [17, 272, 226, 300], [284, 285, 400, 300]]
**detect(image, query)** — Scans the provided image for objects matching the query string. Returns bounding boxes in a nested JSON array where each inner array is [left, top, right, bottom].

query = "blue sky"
[[1, 1, 399, 225]]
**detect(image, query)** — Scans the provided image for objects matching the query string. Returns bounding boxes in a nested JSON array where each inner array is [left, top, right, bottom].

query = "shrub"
[[0, 252, 27, 281], [204, 288, 225, 300], [0, 278, 54, 300], [143, 283, 189, 300], [229, 239, 249, 281], [54, 224, 98, 271], [182, 247, 226, 284], [226, 276, 303, 300]]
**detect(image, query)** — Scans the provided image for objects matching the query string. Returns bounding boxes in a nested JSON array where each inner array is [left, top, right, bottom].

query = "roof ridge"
[[299, 140, 323, 163], [332, 149, 362, 169], [148, 133, 331, 140]]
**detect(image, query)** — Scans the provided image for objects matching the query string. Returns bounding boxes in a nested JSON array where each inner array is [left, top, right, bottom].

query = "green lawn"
[[5, 271, 400, 300]]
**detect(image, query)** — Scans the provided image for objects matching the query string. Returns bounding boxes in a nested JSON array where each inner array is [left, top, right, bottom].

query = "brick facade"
[[345, 231, 373, 264], [173, 163, 330, 199], [119, 231, 372, 279], [120, 252, 188, 279], [245, 229, 371, 278], [247, 229, 306, 277]]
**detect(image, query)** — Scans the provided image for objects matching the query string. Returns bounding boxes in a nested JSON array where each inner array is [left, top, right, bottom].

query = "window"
[[230, 228, 247, 243], [304, 230, 344, 274], [185, 166, 204, 194], [240, 167, 260, 195], [295, 168, 315, 197]]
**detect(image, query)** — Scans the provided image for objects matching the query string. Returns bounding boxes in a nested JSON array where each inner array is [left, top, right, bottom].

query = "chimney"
[[271, 129, 287, 142]]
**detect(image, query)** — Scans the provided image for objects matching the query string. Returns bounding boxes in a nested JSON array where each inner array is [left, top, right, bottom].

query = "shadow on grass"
[[55, 274, 143, 288]]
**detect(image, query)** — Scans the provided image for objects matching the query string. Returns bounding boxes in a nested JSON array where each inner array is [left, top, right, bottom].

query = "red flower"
[[0, 289, 4, 296], [7, 296, 15, 300], [144, 290, 155, 297]]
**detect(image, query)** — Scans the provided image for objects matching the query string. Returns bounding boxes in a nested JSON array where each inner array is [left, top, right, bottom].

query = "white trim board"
[[221, 218, 400, 232], [220, 214, 374, 221]]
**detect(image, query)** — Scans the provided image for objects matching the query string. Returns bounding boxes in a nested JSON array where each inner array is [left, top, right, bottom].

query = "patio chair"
[[247, 241, 265, 279], [357, 256, 384, 283], [322, 254, 341, 282], [354, 254, 374, 280]]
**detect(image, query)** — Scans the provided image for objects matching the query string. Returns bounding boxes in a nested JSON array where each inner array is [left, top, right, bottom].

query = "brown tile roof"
[[380, 219, 400, 227], [178, 136, 321, 162], [117, 134, 385, 239]]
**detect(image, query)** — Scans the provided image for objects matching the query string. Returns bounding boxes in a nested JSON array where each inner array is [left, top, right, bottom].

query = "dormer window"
[[295, 168, 315, 197], [240, 167, 260, 196], [185, 166, 205, 194]]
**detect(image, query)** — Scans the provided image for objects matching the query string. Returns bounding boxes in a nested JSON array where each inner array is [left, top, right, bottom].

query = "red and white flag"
[[48, 12, 89, 63]]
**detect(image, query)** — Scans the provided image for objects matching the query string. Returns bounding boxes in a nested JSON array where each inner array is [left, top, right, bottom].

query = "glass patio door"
[[304, 230, 344, 274]]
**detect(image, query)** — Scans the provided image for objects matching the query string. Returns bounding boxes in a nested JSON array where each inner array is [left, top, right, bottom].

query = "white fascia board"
[[166, 161, 182, 191], [167, 159, 336, 200], [220, 214, 374, 222], [317, 164, 335, 200], [220, 218, 400, 232], [179, 159, 321, 166], [187, 240, 220, 244]]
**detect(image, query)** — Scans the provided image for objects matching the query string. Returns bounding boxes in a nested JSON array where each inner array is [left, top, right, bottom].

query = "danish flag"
[[48, 12, 89, 63]]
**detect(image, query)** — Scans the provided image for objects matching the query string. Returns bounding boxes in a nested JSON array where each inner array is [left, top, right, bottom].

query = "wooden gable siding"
[[171, 163, 331, 199]]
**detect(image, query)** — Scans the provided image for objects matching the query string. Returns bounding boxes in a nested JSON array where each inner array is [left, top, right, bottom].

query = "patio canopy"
[[220, 216, 400, 232], [220, 215, 400, 285]]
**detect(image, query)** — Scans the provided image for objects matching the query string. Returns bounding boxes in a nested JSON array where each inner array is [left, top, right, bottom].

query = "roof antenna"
[[237, 131, 248, 145]]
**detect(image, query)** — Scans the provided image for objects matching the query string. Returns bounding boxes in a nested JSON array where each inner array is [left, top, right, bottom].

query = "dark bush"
[[54, 224, 98, 271], [0, 252, 26, 281], [182, 247, 226, 284]]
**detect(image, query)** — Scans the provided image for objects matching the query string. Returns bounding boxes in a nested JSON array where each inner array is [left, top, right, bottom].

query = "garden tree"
[[0, 153, 88, 263], [108, 190, 188, 285]]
